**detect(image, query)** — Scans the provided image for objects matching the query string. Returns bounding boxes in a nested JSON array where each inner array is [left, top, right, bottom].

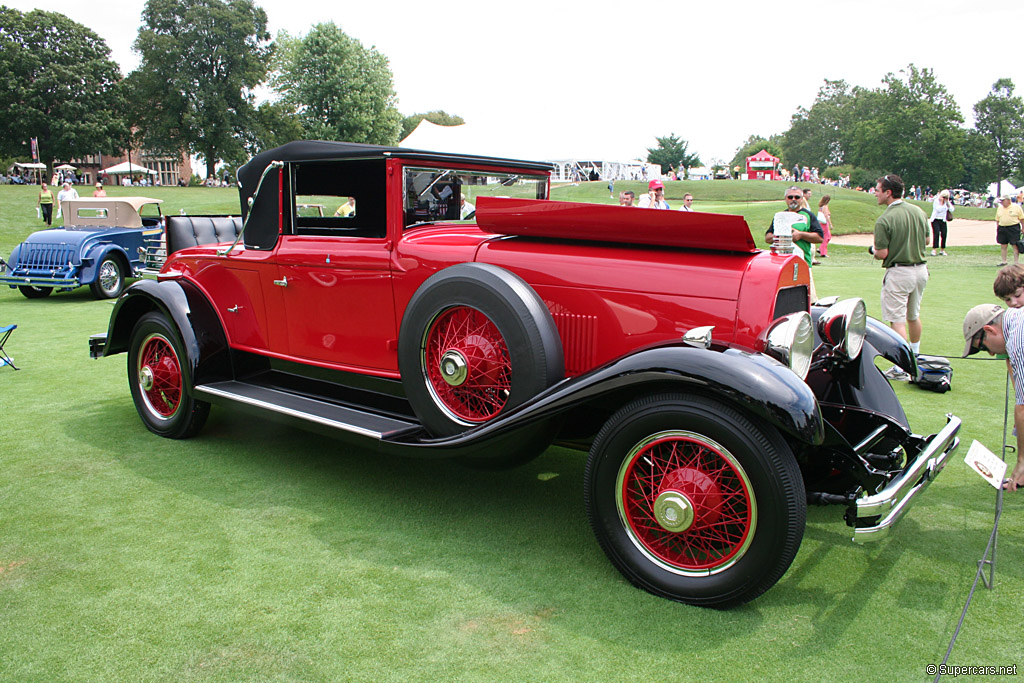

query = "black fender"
[[383, 342, 824, 457], [807, 307, 911, 430], [100, 278, 231, 387]]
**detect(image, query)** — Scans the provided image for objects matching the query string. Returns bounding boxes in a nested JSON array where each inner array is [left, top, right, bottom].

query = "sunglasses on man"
[[971, 329, 988, 355]]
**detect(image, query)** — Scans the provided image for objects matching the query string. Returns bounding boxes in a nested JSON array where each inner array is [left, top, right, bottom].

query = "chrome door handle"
[[273, 276, 288, 287], [227, 305, 241, 313]]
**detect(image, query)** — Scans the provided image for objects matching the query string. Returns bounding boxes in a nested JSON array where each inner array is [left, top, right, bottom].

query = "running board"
[[194, 380, 422, 440]]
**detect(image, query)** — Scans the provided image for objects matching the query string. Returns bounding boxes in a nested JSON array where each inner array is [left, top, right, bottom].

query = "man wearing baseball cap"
[[637, 179, 670, 209], [963, 302, 1024, 490]]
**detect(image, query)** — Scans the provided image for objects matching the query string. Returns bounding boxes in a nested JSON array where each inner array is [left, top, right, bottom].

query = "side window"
[[292, 159, 386, 237]]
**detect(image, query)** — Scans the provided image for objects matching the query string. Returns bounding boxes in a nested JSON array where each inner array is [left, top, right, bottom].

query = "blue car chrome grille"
[[17, 242, 78, 269]]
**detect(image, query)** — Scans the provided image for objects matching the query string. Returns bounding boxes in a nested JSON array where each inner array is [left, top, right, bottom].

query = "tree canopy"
[[131, 0, 272, 177], [271, 23, 401, 145], [400, 111, 465, 140], [973, 78, 1024, 195], [0, 7, 129, 164], [730, 134, 784, 170], [647, 134, 701, 176], [776, 65, 969, 189]]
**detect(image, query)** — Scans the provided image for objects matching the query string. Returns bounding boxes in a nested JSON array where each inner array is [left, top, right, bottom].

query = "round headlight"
[[764, 311, 814, 379], [816, 298, 867, 360]]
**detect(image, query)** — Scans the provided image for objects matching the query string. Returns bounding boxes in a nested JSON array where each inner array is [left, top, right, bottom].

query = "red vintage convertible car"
[[90, 141, 960, 608]]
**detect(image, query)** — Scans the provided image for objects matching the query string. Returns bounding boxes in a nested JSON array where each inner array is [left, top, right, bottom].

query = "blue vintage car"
[[1, 196, 164, 299]]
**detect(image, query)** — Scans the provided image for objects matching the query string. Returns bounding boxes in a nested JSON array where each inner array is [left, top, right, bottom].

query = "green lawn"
[[0, 184, 1020, 682]]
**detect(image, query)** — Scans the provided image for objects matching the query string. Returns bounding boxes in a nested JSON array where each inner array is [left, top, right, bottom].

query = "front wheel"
[[127, 312, 209, 439], [584, 393, 806, 608], [18, 285, 52, 299], [90, 255, 125, 299]]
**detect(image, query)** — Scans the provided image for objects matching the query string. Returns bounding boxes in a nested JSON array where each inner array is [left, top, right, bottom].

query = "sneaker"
[[998, 262, 1008, 267], [940, 251, 947, 256], [812, 259, 822, 265], [883, 366, 911, 382], [931, 249, 937, 256]]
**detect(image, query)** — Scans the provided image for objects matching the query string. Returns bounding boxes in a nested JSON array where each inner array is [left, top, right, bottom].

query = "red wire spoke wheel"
[[423, 305, 511, 423], [127, 312, 210, 439], [137, 333, 183, 419], [616, 431, 754, 574], [398, 263, 563, 442], [585, 393, 805, 608]]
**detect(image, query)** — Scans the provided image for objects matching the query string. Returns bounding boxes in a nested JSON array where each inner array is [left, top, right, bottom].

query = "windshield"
[[402, 166, 548, 228]]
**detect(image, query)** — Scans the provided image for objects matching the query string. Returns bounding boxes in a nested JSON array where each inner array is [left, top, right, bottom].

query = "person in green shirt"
[[37, 182, 54, 226], [871, 174, 929, 380]]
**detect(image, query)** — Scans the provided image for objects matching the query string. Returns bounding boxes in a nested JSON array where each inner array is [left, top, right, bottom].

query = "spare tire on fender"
[[398, 263, 564, 438]]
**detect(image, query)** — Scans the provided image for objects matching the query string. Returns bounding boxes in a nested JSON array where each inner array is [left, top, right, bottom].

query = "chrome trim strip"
[[852, 414, 961, 542], [193, 384, 385, 440]]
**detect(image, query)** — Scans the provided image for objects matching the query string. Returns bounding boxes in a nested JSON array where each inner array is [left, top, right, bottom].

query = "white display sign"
[[772, 211, 800, 236], [964, 440, 1007, 488]]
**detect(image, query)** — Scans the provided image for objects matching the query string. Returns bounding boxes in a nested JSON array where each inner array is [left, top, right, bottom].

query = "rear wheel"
[[90, 254, 125, 299], [584, 393, 805, 608], [127, 312, 209, 439], [18, 285, 52, 299]]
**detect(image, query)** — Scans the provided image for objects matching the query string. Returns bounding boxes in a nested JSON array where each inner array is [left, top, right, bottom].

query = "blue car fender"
[[79, 244, 132, 284]]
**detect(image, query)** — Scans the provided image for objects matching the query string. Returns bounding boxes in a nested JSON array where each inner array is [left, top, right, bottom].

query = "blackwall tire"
[[584, 392, 806, 608], [90, 254, 126, 299], [127, 312, 210, 439], [18, 285, 52, 299], [398, 263, 563, 439]]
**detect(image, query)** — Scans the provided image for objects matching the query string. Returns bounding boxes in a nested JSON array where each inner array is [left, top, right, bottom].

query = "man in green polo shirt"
[[871, 174, 929, 380]]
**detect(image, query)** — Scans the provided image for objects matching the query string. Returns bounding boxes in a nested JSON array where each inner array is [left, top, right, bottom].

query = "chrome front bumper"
[[851, 414, 961, 542], [1, 274, 80, 288]]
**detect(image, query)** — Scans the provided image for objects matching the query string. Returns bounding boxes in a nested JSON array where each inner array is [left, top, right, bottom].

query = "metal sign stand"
[[933, 371, 1011, 681]]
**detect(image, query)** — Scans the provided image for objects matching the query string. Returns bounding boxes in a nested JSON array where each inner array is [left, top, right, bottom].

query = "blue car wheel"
[[90, 255, 126, 299]]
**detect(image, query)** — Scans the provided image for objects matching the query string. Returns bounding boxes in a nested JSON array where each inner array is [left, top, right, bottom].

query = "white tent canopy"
[[14, 162, 46, 170], [988, 180, 1018, 198], [102, 161, 156, 175]]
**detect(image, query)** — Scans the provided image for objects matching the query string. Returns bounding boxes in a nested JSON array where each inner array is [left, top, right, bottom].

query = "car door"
[[275, 236, 396, 372], [274, 158, 397, 373]]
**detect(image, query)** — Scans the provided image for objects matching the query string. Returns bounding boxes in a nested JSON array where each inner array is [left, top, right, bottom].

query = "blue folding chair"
[[0, 324, 18, 370]]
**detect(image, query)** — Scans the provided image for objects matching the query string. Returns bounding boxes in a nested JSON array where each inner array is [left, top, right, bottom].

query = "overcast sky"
[[8, 0, 1024, 163]]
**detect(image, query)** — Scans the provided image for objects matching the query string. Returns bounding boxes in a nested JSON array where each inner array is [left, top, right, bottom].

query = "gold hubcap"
[[653, 490, 695, 532], [139, 365, 154, 392], [439, 350, 468, 386]]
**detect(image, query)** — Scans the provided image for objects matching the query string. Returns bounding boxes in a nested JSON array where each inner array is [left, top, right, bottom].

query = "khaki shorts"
[[881, 264, 928, 323]]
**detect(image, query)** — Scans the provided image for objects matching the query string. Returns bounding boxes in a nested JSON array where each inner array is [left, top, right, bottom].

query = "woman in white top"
[[929, 189, 954, 255]]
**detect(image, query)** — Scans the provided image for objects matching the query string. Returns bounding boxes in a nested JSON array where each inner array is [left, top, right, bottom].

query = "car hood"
[[21, 226, 131, 248]]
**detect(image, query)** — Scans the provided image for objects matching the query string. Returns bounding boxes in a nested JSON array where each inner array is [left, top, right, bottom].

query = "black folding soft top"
[[237, 140, 552, 220]]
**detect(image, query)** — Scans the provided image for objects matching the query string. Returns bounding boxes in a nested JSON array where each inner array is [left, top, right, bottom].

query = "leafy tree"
[[957, 129, 999, 193], [846, 64, 965, 189], [730, 134, 784, 170], [781, 79, 853, 169], [401, 111, 465, 140], [973, 78, 1024, 196], [131, 0, 272, 178], [247, 100, 305, 155], [647, 134, 700, 177], [0, 7, 129, 165], [271, 23, 401, 145]]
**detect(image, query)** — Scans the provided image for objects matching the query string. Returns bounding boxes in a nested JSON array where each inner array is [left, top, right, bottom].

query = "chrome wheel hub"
[[653, 490, 695, 532], [439, 350, 468, 386], [99, 262, 118, 291], [139, 365, 154, 392]]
